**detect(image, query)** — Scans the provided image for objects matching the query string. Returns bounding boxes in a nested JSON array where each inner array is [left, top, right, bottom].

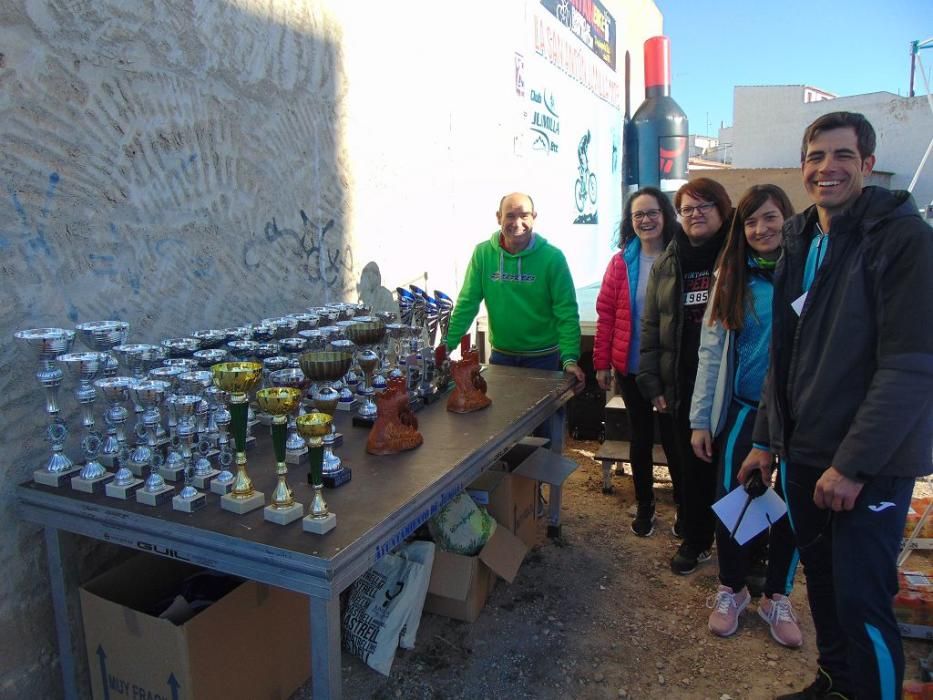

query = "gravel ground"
[[292, 438, 933, 699]]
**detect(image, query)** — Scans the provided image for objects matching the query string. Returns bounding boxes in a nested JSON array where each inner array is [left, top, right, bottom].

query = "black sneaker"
[[670, 542, 712, 575], [630, 502, 656, 537], [775, 667, 850, 699], [671, 509, 685, 539]]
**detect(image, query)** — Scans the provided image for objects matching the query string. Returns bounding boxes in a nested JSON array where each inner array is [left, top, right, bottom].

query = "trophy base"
[[192, 470, 220, 489], [221, 490, 265, 514], [161, 465, 187, 483], [105, 479, 144, 499], [321, 467, 352, 489], [34, 466, 82, 488], [286, 447, 308, 465], [71, 472, 115, 494], [126, 461, 147, 478], [210, 478, 235, 495], [336, 399, 357, 412], [302, 512, 336, 534], [264, 502, 305, 525], [99, 452, 118, 469], [136, 485, 175, 507], [351, 415, 376, 428], [172, 493, 207, 513]]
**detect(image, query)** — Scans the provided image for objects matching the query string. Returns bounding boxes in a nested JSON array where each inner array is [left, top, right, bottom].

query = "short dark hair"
[[801, 111, 876, 161], [674, 177, 732, 222], [618, 186, 678, 249]]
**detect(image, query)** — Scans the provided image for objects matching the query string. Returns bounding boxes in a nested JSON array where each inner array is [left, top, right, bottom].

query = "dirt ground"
[[293, 438, 932, 699]]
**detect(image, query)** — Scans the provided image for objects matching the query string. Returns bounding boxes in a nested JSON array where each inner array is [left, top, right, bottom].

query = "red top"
[[644, 36, 671, 89], [593, 252, 633, 374]]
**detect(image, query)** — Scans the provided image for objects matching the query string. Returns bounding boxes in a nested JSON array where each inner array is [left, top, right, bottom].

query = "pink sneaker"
[[758, 594, 803, 648], [707, 585, 750, 637]]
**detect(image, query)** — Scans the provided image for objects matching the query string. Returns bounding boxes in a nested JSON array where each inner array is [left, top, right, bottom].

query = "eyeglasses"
[[631, 209, 662, 222], [678, 202, 716, 217]]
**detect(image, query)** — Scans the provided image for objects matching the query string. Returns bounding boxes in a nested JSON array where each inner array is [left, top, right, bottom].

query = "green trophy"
[[297, 411, 336, 534], [256, 387, 304, 525], [211, 362, 265, 514]]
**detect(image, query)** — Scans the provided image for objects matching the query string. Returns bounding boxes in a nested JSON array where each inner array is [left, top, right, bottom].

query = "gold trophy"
[[299, 350, 353, 487], [210, 362, 265, 514], [297, 411, 336, 534], [256, 387, 305, 525]]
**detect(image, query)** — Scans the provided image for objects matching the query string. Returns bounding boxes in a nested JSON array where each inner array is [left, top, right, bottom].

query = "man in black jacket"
[[741, 112, 933, 699]]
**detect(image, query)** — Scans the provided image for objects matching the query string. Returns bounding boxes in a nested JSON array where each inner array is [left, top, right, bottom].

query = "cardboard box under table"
[[80, 554, 310, 700], [467, 468, 538, 548], [424, 522, 528, 623]]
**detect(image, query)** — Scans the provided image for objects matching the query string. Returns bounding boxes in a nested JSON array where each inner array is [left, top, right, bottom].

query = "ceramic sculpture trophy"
[[58, 351, 114, 493], [366, 377, 423, 455], [210, 362, 265, 514], [256, 387, 305, 525], [297, 411, 336, 534], [75, 321, 130, 466], [14, 328, 80, 486], [447, 349, 491, 413], [299, 350, 353, 487]]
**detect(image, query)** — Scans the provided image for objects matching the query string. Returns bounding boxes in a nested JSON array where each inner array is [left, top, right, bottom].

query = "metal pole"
[[910, 40, 918, 97]]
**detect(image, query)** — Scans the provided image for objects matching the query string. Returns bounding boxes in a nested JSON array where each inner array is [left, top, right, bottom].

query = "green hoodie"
[[444, 231, 581, 367]]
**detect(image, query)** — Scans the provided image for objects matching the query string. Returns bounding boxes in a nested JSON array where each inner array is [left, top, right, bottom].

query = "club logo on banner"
[[529, 88, 560, 155], [573, 129, 597, 224]]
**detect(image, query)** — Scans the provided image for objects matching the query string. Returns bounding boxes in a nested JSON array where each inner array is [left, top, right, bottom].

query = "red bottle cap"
[[644, 36, 671, 89]]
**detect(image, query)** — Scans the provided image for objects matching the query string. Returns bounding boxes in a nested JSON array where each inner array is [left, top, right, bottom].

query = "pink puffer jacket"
[[593, 251, 633, 374]]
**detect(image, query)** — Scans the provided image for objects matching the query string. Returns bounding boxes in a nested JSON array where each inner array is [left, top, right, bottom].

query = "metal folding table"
[[17, 366, 574, 699]]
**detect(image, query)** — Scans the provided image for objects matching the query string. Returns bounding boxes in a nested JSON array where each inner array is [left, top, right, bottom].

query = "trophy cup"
[[58, 351, 114, 493], [269, 367, 312, 465], [149, 365, 187, 481], [96, 376, 143, 498], [161, 337, 201, 358], [132, 379, 175, 506], [193, 348, 228, 368], [290, 313, 319, 332], [112, 343, 165, 450], [346, 319, 387, 426], [256, 387, 305, 525], [297, 412, 336, 534], [171, 394, 207, 513], [75, 321, 130, 465], [299, 350, 353, 487], [434, 290, 455, 388], [209, 387, 235, 494], [329, 337, 358, 412], [14, 328, 81, 486], [210, 362, 265, 514], [191, 329, 226, 349], [262, 317, 299, 339]]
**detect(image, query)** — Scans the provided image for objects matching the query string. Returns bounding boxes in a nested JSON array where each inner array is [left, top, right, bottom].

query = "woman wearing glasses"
[[689, 184, 802, 646], [594, 187, 681, 536], [637, 177, 732, 575]]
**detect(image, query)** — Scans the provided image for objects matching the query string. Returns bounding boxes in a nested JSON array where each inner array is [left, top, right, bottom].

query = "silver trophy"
[[132, 379, 174, 506], [191, 329, 226, 349], [149, 364, 187, 481], [269, 367, 312, 465], [112, 343, 165, 449], [434, 290, 455, 390], [75, 321, 130, 466], [193, 348, 228, 368], [14, 328, 80, 486], [345, 319, 387, 420], [58, 351, 113, 493], [171, 394, 207, 512], [209, 389, 235, 495], [96, 376, 143, 499], [161, 337, 201, 358]]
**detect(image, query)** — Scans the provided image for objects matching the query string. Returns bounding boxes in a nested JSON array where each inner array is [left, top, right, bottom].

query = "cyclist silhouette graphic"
[[575, 130, 597, 213]]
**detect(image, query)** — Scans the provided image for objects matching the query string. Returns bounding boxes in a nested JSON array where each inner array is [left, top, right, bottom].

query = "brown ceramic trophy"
[[366, 377, 423, 455], [446, 349, 491, 413]]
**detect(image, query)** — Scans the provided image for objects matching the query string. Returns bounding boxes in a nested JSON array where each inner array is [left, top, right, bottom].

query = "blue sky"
[[652, 0, 931, 135]]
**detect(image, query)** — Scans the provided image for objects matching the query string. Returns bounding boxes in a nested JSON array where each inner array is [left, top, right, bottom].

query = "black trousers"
[[615, 371, 680, 507], [673, 385, 717, 552]]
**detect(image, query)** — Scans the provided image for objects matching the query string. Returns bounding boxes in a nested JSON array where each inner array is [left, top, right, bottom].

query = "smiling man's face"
[[802, 126, 875, 222]]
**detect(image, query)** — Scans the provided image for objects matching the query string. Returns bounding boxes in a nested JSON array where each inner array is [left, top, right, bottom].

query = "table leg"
[[45, 527, 78, 700], [601, 459, 614, 494], [546, 410, 564, 538], [310, 593, 342, 699]]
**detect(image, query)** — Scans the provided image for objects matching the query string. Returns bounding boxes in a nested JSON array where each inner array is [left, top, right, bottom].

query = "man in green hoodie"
[[443, 192, 585, 385]]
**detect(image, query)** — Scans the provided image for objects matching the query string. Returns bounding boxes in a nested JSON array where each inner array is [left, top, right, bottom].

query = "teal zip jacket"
[[443, 231, 581, 367]]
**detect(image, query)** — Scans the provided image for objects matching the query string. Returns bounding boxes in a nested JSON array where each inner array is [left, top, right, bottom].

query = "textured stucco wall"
[[0, 1, 661, 697]]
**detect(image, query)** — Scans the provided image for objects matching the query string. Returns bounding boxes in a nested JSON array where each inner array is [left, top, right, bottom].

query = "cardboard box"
[[80, 555, 311, 700], [467, 469, 538, 548], [423, 524, 527, 623]]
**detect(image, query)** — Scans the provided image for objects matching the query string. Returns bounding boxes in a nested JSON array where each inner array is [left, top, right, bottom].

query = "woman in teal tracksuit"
[[689, 184, 801, 646]]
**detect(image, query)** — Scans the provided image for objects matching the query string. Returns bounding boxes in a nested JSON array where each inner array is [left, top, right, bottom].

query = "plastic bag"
[[398, 540, 435, 649]]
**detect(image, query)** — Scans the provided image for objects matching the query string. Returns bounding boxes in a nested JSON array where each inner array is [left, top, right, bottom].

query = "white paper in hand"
[[712, 484, 788, 545]]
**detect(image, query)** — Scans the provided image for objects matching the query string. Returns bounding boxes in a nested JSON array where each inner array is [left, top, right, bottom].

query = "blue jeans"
[[782, 461, 913, 698], [489, 350, 563, 442]]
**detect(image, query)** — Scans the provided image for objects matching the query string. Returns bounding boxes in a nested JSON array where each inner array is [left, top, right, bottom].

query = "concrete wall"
[[0, 1, 662, 696], [731, 85, 933, 210]]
